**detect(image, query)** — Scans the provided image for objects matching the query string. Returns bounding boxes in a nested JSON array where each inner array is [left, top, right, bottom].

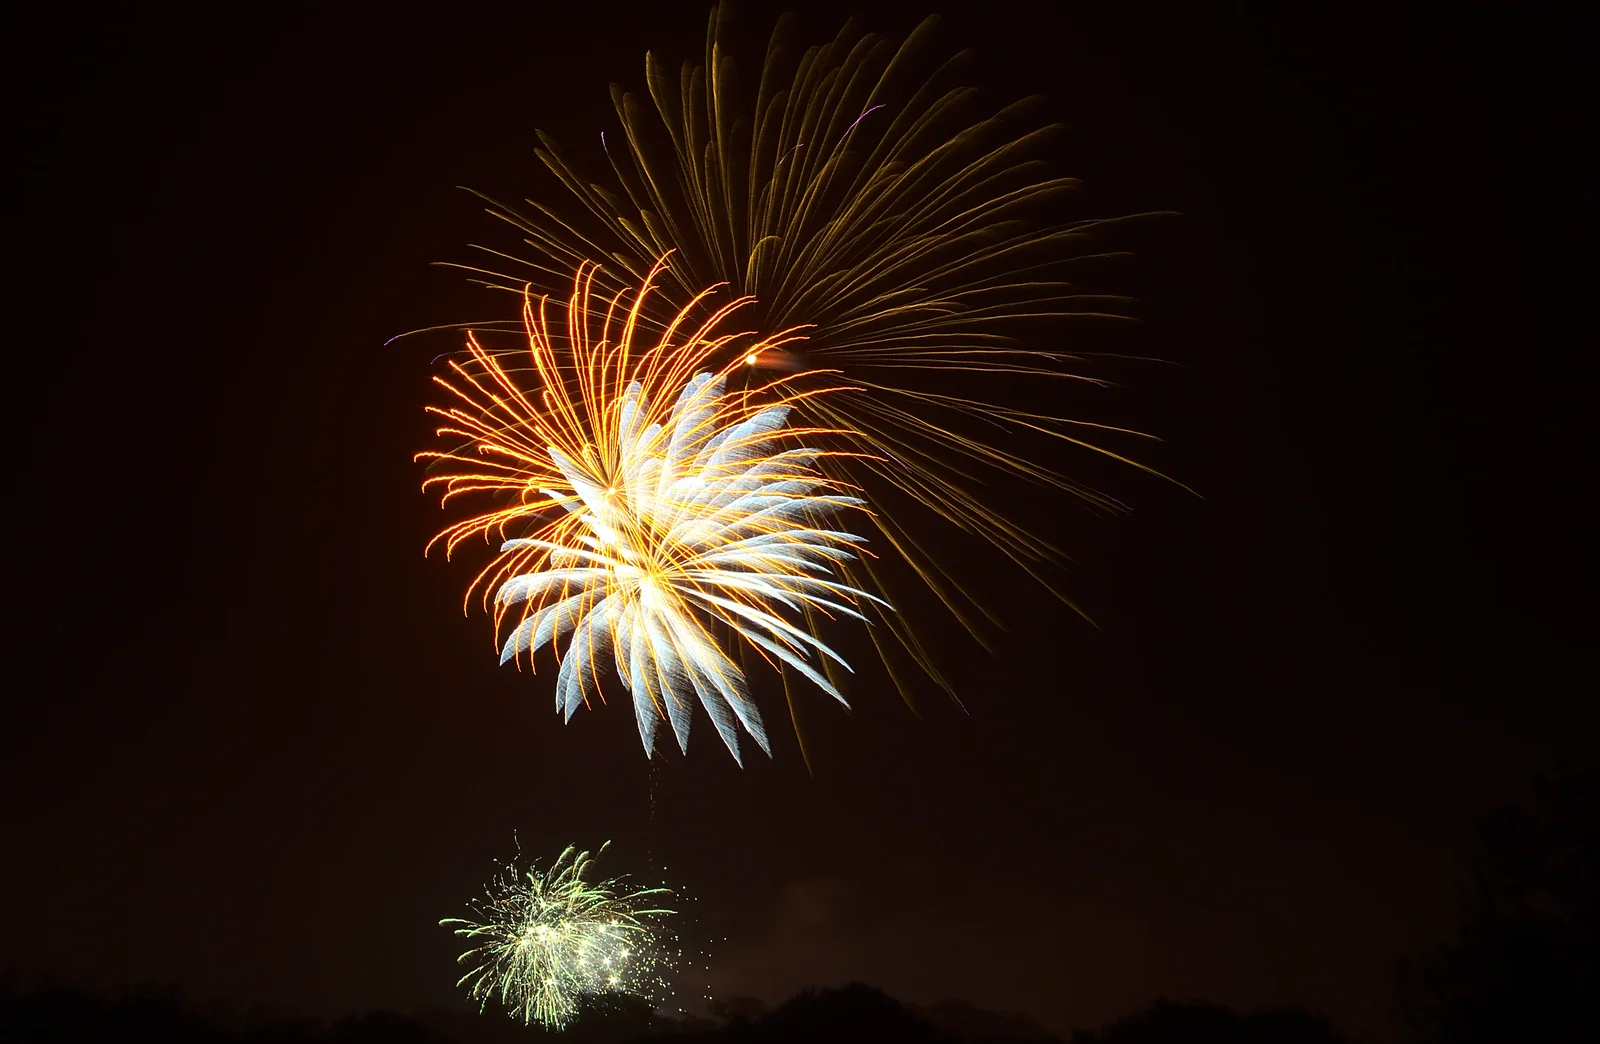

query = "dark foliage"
[[1068, 999, 1347, 1044], [1397, 772, 1598, 1044], [711, 982, 950, 1043], [0, 980, 224, 1044], [0, 978, 1377, 1044]]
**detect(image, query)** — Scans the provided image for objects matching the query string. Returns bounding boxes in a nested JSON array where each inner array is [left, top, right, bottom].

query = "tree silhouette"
[[1397, 771, 1597, 1043], [0, 978, 1359, 1043], [722, 983, 950, 1043], [0, 980, 219, 1044], [919, 997, 1056, 1041], [329, 1010, 447, 1043], [1068, 999, 1347, 1044]]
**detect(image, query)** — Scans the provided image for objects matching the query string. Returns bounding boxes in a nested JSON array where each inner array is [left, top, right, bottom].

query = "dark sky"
[[5, 3, 1589, 1042]]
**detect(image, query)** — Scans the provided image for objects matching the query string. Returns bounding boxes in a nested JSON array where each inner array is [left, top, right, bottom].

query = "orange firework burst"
[[418, 260, 885, 762]]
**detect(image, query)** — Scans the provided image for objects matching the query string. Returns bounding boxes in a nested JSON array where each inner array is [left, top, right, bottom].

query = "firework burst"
[[442, 843, 676, 1029], [418, 260, 885, 762], [445, 6, 1178, 704]]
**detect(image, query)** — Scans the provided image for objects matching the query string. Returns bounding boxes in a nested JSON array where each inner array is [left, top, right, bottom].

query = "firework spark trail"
[[442, 843, 676, 1029], [440, 6, 1182, 705], [418, 260, 885, 762]]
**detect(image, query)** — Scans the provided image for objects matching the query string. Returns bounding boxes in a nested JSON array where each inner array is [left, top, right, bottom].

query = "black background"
[[5, 3, 1589, 1041]]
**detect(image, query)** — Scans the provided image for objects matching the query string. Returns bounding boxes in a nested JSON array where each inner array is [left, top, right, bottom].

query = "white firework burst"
[[442, 843, 676, 1030], [497, 369, 885, 764]]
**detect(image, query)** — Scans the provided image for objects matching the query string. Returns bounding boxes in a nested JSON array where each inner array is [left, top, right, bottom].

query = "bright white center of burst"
[[745, 352, 759, 365], [636, 575, 667, 612]]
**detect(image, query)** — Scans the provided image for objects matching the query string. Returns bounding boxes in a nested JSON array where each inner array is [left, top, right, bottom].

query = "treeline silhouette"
[[7, 773, 1592, 1044], [0, 979, 1348, 1044], [1396, 771, 1595, 1044]]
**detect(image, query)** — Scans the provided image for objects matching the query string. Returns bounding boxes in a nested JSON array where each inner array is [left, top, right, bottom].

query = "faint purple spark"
[[844, 103, 885, 137]]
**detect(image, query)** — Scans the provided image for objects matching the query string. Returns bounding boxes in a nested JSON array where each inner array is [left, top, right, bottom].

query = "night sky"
[[6, 3, 1589, 1042]]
